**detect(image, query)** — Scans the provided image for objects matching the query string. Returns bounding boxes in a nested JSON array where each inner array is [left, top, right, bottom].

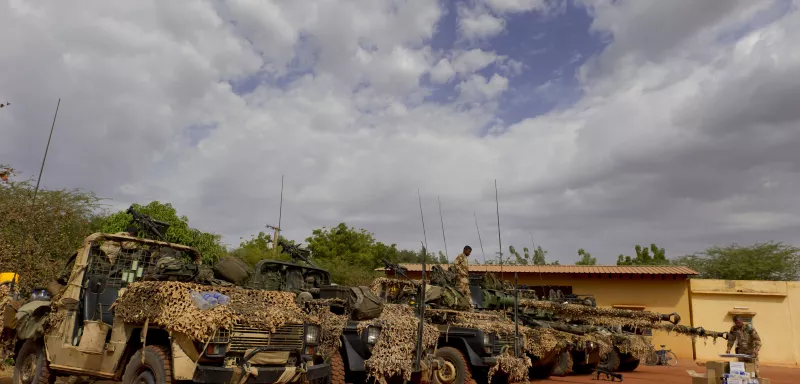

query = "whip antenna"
[[11, 98, 61, 296]]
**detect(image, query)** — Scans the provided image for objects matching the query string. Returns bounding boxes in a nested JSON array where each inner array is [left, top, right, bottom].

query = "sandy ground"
[[1, 360, 797, 383], [537, 360, 798, 384]]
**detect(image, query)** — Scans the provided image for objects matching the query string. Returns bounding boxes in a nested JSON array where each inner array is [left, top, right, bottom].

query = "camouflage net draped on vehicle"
[[488, 349, 532, 383], [369, 277, 419, 297], [356, 304, 440, 384], [520, 300, 665, 323], [425, 309, 532, 382], [112, 281, 309, 341]]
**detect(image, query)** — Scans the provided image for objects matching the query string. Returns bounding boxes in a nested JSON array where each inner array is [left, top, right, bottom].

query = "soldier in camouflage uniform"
[[453, 245, 474, 308], [726, 315, 762, 376]]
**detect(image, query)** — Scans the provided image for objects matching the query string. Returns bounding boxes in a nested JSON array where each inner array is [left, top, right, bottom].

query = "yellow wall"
[[690, 279, 800, 367], [404, 271, 695, 359]]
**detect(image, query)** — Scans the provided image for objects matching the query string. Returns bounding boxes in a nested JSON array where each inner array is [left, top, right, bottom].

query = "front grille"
[[228, 324, 304, 353], [493, 333, 515, 354]]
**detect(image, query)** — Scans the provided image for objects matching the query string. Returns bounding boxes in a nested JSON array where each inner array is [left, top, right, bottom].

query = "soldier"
[[453, 245, 474, 308], [726, 315, 761, 376]]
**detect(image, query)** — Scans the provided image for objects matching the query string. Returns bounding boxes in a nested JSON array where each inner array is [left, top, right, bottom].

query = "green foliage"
[[100, 201, 226, 264], [489, 245, 558, 265], [230, 231, 294, 267], [576, 248, 597, 265], [673, 241, 800, 281], [617, 243, 669, 265], [0, 169, 101, 294]]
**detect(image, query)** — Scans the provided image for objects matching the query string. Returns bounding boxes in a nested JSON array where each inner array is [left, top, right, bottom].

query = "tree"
[[0, 167, 101, 293], [673, 241, 800, 281], [617, 243, 669, 265], [100, 201, 226, 264], [491, 245, 558, 265], [576, 248, 597, 265], [230, 231, 296, 267]]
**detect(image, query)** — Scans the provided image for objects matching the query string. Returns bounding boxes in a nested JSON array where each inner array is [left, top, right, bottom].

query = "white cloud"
[[3, 0, 800, 265], [457, 74, 510, 102], [484, 0, 551, 14], [430, 59, 456, 84], [457, 5, 506, 40]]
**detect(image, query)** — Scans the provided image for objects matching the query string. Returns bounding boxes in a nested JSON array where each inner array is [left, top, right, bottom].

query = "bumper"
[[482, 356, 497, 366], [192, 363, 331, 384]]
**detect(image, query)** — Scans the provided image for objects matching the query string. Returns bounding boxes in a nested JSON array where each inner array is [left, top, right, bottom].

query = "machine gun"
[[381, 258, 418, 287], [126, 206, 170, 241], [278, 238, 318, 268]]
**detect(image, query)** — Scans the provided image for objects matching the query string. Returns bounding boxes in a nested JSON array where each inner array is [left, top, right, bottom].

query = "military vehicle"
[[3, 208, 330, 384], [248, 242, 447, 384], [378, 263, 526, 384]]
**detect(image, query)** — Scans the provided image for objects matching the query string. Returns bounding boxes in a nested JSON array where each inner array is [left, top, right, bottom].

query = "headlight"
[[306, 325, 320, 345], [367, 326, 381, 345], [586, 341, 595, 350], [483, 333, 491, 347]]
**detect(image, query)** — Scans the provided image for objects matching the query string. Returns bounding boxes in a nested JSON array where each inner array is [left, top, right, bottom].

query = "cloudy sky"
[[3, 0, 800, 264]]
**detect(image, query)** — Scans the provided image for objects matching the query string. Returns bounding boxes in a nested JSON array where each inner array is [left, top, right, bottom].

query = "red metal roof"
[[390, 264, 699, 275]]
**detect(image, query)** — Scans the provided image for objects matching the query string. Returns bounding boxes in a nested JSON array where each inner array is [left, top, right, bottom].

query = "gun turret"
[[126, 206, 170, 241], [277, 238, 318, 268], [381, 259, 417, 286]]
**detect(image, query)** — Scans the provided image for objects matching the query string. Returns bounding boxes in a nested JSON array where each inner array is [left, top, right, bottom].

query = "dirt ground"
[[1, 360, 797, 383], [535, 360, 798, 384]]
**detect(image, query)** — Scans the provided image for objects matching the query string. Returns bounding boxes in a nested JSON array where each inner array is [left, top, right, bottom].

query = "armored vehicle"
[[249, 244, 445, 384], [378, 263, 526, 384], [4, 209, 330, 384]]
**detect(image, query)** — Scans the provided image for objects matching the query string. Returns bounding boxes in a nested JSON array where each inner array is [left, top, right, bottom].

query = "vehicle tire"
[[598, 349, 621, 372], [434, 347, 476, 384], [617, 358, 640, 372], [122, 345, 173, 384], [330, 350, 346, 384], [550, 350, 572, 377], [663, 351, 678, 367], [571, 361, 598, 375], [528, 359, 554, 380], [13, 339, 54, 384]]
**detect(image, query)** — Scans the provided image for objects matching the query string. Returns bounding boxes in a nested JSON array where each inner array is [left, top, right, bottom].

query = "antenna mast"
[[437, 195, 448, 260], [415, 190, 429, 372], [11, 98, 61, 296], [278, 174, 284, 230], [495, 179, 503, 284], [473, 212, 487, 266]]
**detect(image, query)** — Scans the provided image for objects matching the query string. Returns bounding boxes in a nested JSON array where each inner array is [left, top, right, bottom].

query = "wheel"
[[549, 350, 572, 377], [122, 345, 173, 384], [434, 347, 476, 384], [598, 349, 621, 372], [13, 339, 54, 384], [663, 351, 678, 367], [644, 350, 658, 366], [330, 350, 346, 384], [527, 357, 555, 380], [617, 358, 640, 372], [572, 361, 598, 375]]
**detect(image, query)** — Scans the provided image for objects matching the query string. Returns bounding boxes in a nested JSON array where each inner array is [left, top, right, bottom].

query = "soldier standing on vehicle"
[[726, 315, 762, 376], [453, 245, 474, 308]]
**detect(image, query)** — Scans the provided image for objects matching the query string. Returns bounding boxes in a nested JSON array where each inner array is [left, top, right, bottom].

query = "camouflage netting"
[[612, 333, 653, 359], [520, 299, 665, 324], [369, 277, 419, 297], [112, 281, 310, 341], [356, 304, 440, 384], [426, 309, 533, 382], [488, 349, 532, 383], [520, 327, 564, 358], [306, 303, 349, 359]]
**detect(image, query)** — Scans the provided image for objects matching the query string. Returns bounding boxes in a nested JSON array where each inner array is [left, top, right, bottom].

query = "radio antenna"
[[415, 190, 429, 372], [278, 175, 284, 230], [11, 98, 61, 296], [437, 195, 448, 260], [531, 232, 546, 299], [495, 179, 503, 285], [473, 212, 487, 266]]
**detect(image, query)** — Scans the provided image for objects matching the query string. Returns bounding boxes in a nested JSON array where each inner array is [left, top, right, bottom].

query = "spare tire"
[[213, 256, 253, 285]]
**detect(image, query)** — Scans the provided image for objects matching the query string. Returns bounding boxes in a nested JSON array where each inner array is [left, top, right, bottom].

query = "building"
[[390, 264, 700, 359], [690, 279, 800, 367]]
